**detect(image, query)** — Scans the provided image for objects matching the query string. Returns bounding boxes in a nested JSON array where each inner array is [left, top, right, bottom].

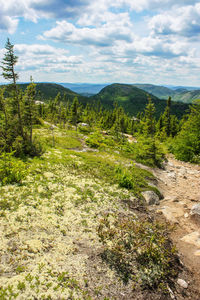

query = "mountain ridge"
[[93, 83, 189, 118]]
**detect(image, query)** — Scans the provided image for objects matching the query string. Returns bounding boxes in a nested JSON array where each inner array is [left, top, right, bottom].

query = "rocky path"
[[152, 156, 200, 291]]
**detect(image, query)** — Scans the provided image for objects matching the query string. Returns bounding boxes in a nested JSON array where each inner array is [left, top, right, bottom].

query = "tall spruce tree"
[[70, 97, 80, 131], [1, 38, 24, 140], [162, 96, 171, 136], [1, 38, 19, 83], [142, 96, 156, 136]]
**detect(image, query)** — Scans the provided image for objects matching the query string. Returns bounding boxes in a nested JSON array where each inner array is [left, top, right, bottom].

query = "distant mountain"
[[59, 83, 108, 95], [133, 84, 175, 99], [173, 89, 200, 103], [165, 85, 200, 91], [93, 83, 189, 119], [132, 83, 200, 103]]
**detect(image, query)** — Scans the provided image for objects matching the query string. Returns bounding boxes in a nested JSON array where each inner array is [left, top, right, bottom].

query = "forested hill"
[[93, 83, 189, 118], [0, 83, 89, 104]]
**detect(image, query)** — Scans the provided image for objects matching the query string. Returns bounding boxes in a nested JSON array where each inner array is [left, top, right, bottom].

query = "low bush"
[[0, 152, 28, 185], [97, 213, 178, 288], [86, 132, 116, 149], [12, 136, 44, 157]]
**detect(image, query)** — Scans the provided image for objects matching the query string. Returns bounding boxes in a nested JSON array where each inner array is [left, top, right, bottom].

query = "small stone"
[[194, 250, 200, 256], [190, 203, 200, 218], [158, 206, 179, 224], [142, 191, 159, 205], [177, 278, 188, 289], [167, 172, 176, 180], [184, 213, 189, 218]]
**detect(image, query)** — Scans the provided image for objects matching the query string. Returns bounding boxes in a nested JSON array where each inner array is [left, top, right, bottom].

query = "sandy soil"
[[151, 156, 200, 294]]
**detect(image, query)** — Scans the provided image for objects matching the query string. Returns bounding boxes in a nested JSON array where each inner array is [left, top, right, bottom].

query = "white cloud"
[[1, 0, 199, 33], [149, 3, 200, 37], [7, 44, 84, 78], [40, 16, 133, 47], [0, 15, 18, 34]]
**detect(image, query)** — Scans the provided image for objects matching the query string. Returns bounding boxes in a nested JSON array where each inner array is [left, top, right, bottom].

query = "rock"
[[184, 213, 189, 218], [190, 204, 200, 219], [179, 167, 187, 176], [142, 191, 159, 205], [177, 278, 188, 289], [167, 172, 176, 180], [181, 231, 200, 248], [157, 206, 179, 224]]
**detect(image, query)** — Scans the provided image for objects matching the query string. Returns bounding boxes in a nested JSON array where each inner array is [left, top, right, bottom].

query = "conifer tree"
[[70, 97, 80, 130], [142, 96, 156, 136], [172, 101, 200, 162], [1, 38, 24, 140], [162, 96, 171, 136]]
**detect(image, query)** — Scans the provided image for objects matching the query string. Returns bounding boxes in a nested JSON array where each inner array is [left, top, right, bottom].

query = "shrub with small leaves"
[[97, 213, 178, 288], [0, 152, 28, 185]]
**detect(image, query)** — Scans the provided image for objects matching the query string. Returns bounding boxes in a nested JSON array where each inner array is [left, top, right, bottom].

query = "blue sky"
[[0, 0, 200, 85]]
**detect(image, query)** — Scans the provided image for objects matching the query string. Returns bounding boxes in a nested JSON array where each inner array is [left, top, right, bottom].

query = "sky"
[[0, 0, 200, 86]]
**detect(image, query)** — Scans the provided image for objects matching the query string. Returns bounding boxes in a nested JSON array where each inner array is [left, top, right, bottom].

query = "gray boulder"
[[190, 203, 200, 219], [142, 191, 159, 205]]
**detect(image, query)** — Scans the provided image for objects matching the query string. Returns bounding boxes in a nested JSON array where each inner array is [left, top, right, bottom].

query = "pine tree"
[[172, 101, 200, 162], [70, 97, 80, 130], [1, 38, 19, 83], [142, 96, 156, 136], [162, 96, 171, 136], [1, 38, 24, 140]]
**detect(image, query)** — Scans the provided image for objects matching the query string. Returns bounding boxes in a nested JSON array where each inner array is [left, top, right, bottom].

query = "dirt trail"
[[152, 155, 200, 290]]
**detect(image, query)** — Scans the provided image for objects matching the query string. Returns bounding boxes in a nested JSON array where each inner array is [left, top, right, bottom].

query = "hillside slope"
[[0, 126, 199, 299], [93, 83, 189, 118], [0, 83, 88, 104]]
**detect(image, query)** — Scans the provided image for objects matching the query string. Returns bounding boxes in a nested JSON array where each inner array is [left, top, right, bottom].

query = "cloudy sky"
[[0, 0, 200, 85]]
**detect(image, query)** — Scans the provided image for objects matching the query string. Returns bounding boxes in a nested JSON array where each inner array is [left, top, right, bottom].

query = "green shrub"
[[86, 132, 118, 150], [124, 137, 165, 167], [97, 214, 177, 288], [115, 166, 134, 189], [85, 132, 104, 148], [12, 136, 44, 157], [0, 152, 28, 185]]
